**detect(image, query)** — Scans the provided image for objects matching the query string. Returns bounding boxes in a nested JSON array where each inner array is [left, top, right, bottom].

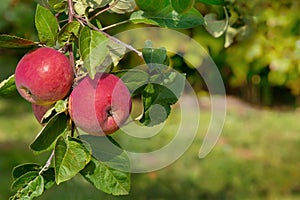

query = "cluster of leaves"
[[0, 0, 227, 199]]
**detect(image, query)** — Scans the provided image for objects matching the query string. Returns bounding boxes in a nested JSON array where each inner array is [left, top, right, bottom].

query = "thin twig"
[[89, 0, 121, 21], [39, 150, 55, 175], [100, 19, 130, 31], [67, 0, 75, 70]]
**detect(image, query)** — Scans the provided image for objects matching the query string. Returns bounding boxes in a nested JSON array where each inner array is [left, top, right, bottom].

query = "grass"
[[1, 95, 300, 199]]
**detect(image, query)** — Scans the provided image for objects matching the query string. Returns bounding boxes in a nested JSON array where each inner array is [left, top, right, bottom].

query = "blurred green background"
[[1, 0, 300, 199]]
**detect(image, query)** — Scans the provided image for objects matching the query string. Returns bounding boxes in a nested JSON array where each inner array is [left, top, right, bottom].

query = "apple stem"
[[39, 150, 54, 175]]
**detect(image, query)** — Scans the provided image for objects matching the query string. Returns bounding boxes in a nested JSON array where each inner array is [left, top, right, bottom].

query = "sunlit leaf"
[[80, 156, 130, 195], [57, 21, 81, 45], [109, 0, 136, 14], [204, 11, 228, 38], [54, 137, 91, 184], [35, 4, 59, 46], [79, 26, 109, 79]]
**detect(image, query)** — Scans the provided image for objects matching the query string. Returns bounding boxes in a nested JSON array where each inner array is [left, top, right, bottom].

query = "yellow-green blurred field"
[[1, 95, 300, 200]]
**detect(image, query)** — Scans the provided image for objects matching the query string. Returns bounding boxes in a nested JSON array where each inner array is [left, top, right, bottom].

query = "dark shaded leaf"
[[135, 0, 169, 12], [30, 113, 68, 153], [171, 0, 195, 13], [0, 35, 36, 48], [130, 6, 204, 29], [196, 0, 225, 5], [0, 75, 17, 97], [10, 174, 44, 200]]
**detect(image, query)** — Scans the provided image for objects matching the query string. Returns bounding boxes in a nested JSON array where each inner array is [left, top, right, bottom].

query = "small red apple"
[[15, 47, 74, 105], [32, 103, 53, 124], [68, 73, 132, 135]]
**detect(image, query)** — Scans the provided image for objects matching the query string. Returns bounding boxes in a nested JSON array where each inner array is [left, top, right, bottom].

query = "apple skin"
[[69, 73, 132, 135], [32, 103, 53, 124], [15, 47, 74, 105]]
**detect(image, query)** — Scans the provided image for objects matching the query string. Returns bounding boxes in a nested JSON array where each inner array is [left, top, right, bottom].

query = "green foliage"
[[54, 137, 91, 184], [170, 0, 195, 13], [57, 21, 81, 45], [81, 156, 131, 195], [35, 4, 59, 46], [79, 26, 109, 78], [0, 0, 228, 199], [0, 35, 36, 48], [130, 6, 204, 29], [0, 75, 17, 97], [30, 113, 68, 153]]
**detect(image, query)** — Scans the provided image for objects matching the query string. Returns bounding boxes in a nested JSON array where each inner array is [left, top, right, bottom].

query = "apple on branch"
[[15, 47, 74, 105], [69, 73, 132, 135]]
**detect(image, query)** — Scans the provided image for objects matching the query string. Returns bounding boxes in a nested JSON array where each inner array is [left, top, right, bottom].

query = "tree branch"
[[39, 150, 55, 175]]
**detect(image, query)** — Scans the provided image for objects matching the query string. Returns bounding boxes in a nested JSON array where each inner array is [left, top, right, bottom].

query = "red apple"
[[32, 103, 53, 124], [15, 47, 74, 105], [68, 73, 132, 135]]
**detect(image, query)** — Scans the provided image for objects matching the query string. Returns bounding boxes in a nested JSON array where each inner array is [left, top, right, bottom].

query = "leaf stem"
[[39, 150, 55, 175]]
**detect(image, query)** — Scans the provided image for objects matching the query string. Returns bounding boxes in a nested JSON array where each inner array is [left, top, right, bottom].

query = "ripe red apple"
[[32, 103, 53, 124], [68, 73, 132, 135], [15, 47, 74, 105]]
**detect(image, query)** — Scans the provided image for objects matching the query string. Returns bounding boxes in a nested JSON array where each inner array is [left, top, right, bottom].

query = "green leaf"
[[130, 6, 204, 29], [74, 0, 112, 15], [30, 113, 68, 153], [109, 0, 136, 14], [140, 83, 173, 126], [171, 0, 195, 13], [12, 164, 41, 180], [35, 4, 59, 46], [80, 156, 130, 195], [135, 0, 169, 12], [10, 174, 44, 200], [79, 26, 109, 79], [113, 69, 149, 94], [0, 35, 36, 48], [196, 0, 225, 5], [107, 39, 127, 67], [0, 74, 17, 97], [204, 12, 228, 38], [142, 43, 167, 71], [48, 0, 67, 12], [57, 21, 81, 45], [140, 71, 185, 126], [54, 137, 91, 184], [54, 99, 68, 113], [11, 171, 40, 191], [12, 164, 55, 190]]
